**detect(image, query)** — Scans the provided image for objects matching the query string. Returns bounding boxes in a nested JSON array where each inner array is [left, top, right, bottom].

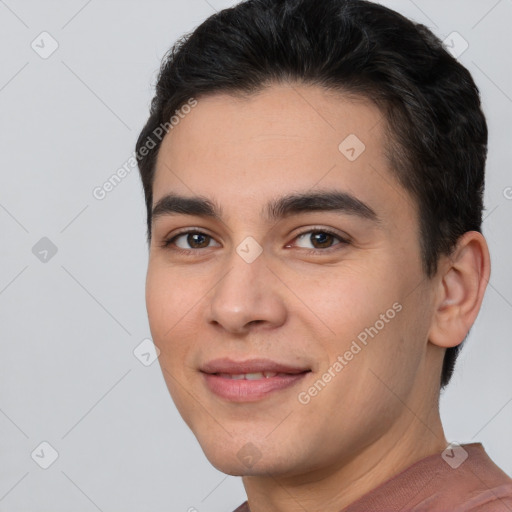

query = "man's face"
[[146, 84, 441, 476]]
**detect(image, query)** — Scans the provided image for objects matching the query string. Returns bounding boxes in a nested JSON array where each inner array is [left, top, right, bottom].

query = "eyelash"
[[159, 227, 350, 255]]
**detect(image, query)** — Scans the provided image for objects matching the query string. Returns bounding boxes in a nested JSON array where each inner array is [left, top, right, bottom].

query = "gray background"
[[0, 0, 511, 511]]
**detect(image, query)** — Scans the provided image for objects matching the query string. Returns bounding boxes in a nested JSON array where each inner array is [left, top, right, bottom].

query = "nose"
[[206, 247, 287, 334]]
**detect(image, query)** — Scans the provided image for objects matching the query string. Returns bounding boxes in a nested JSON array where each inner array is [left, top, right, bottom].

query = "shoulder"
[[231, 501, 249, 512], [463, 484, 512, 511]]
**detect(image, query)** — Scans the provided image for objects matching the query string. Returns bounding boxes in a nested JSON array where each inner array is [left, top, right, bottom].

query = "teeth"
[[217, 372, 279, 380], [245, 372, 264, 380]]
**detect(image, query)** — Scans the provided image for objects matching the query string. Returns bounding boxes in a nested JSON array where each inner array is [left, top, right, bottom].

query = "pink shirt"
[[233, 443, 512, 511]]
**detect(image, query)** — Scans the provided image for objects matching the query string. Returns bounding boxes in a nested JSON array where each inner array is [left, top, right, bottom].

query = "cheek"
[[289, 263, 396, 343], [145, 272, 170, 342], [146, 264, 192, 327], [145, 265, 199, 363], [292, 263, 418, 398], [145, 266, 201, 422]]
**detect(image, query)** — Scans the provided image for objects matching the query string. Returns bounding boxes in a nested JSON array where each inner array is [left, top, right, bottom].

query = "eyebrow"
[[151, 190, 380, 224]]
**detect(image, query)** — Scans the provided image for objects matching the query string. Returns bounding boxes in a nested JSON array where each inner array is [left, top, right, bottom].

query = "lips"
[[200, 358, 311, 402]]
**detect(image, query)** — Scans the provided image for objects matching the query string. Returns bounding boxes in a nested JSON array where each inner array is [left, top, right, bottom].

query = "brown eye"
[[162, 231, 221, 250], [186, 233, 211, 248], [310, 232, 335, 248], [294, 230, 347, 250]]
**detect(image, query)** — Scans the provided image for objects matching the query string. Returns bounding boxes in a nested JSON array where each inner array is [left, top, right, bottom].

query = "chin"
[[199, 447, 256, 476], [206, 456, 283, 477], [198, 438, 300, 477]]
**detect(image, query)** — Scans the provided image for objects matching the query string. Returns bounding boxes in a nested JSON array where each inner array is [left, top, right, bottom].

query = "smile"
[[200, 358, 311, 402]]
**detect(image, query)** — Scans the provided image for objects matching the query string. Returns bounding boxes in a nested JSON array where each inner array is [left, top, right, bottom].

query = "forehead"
[[153, 83, 414, 225]]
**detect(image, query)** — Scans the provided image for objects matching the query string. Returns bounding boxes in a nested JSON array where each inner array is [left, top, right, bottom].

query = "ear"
[[428, 231, 491, 349]]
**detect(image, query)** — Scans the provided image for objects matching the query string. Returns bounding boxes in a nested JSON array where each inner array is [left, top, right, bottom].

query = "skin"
[[145, 83, 490, 512]]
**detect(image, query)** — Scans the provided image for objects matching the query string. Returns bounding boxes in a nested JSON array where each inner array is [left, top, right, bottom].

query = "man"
[[135, 0, 512, 510]]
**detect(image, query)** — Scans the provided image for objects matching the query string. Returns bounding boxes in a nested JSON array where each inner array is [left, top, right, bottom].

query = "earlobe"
[[428, 231, 491, 349]]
